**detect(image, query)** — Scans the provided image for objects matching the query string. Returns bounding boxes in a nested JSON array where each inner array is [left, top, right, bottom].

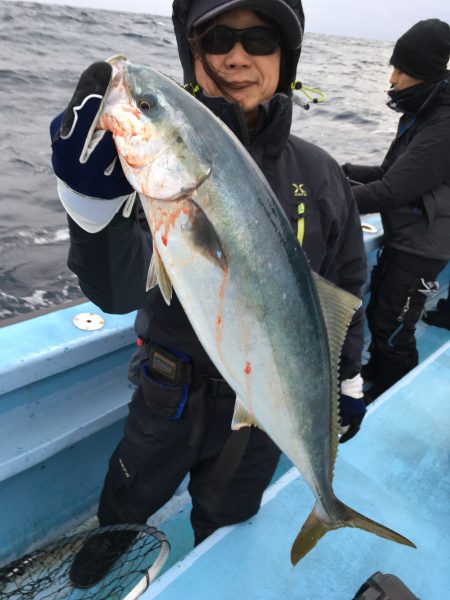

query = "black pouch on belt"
[[140, 343, 193, 419]]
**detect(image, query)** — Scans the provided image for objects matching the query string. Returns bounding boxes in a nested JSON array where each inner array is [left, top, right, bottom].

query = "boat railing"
[[0, 300, 137, 562]]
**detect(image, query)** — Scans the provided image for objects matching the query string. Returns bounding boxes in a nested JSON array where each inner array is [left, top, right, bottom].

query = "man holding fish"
[[50, 0, 384, 589]]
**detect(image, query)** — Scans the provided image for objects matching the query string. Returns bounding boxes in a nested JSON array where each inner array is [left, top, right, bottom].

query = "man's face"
[[193, 9, 281, 127], [389, 67, 424, 91]]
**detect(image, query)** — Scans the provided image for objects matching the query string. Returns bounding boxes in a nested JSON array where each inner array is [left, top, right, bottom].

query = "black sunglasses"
[[199, 25, 279, 56]]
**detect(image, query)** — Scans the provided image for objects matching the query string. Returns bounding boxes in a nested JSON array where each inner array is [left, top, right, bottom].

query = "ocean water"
[[0, 0, 398, 321]]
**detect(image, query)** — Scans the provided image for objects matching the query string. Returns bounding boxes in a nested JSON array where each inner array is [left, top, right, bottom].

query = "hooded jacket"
[[67, 0, 366, 381], [344, 76, 450, 260], [172, 0, 305, 89]]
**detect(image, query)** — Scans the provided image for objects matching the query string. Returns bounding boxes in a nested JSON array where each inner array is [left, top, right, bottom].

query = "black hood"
[[172, 0, 304, 92]]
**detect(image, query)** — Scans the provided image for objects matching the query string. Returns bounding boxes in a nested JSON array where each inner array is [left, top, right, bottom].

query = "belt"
[[205, 376, 234, 398]]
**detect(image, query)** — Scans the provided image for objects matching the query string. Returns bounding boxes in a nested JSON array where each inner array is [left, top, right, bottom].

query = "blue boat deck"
[[143, 341, 450, 600]]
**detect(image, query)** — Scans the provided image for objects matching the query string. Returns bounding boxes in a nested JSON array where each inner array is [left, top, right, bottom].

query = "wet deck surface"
[[143, 341, 450, 600]]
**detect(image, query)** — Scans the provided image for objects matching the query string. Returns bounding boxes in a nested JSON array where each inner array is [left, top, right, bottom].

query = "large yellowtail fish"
[[98, 55, 415, 564]]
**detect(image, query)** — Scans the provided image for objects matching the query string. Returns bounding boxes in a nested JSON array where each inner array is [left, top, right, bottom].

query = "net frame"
[[0, 523, 170, 600]]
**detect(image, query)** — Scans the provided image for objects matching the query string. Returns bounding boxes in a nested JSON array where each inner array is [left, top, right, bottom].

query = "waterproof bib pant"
[[97, 379, 281, 544], [365, 247, 447, 394]]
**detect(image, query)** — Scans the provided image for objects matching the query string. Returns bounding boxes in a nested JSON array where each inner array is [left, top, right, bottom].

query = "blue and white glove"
[[50, 61, 134, 233], [339, 374, 366, 444]]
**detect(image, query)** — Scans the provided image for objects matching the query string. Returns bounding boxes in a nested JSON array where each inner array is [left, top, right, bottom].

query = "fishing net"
[[0, 524, 170, 600]]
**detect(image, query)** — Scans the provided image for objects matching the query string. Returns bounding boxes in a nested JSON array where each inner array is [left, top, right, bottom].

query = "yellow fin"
[[147, 248, 172, 305], [231, 397, 259, 430], [291, 503, 330, 565], [291, 498, 416, 565], [146, 253, 158, 292]]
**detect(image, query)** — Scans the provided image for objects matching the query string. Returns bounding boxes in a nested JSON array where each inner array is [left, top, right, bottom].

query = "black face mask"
[[387, 74, 449, 114]]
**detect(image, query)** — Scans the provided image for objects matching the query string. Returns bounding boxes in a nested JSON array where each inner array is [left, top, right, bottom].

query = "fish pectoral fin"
[[147, 247, 173, 305], [188, 200, 228, 272], [231, 397, 260, 430], [290, 498, 416, 566]]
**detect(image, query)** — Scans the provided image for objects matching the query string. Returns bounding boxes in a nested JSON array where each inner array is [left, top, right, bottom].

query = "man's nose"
[[224, 41, 250, 65]]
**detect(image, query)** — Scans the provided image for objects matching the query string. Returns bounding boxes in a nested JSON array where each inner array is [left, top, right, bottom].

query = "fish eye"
[[139, 94, 158, 113]]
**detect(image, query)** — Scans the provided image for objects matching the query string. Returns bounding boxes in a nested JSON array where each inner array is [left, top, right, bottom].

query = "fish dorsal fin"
[[312, 272, 361, 476], [231, 397, 260, 430], [147, 246, 173, 305]]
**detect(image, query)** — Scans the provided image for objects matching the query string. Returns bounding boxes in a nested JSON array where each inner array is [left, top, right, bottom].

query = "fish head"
[[99, 55, 210, 203]]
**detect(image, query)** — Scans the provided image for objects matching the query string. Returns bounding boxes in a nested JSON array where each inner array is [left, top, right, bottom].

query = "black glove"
[[50, 61, 132, 200], [422, 301, 450, 330], [339, 393, 367, 444]]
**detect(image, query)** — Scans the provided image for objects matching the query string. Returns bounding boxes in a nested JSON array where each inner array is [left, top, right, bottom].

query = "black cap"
[[390, 18, 450, 80], [186, 0, 303, 49]]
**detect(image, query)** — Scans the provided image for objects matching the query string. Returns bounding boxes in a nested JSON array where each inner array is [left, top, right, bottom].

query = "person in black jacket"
[[50, 0, 367, 588], [343, 18, 450, 402]]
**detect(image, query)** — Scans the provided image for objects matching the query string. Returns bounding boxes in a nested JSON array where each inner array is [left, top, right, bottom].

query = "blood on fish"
[[124, 155, 146, 169], [150, 202, 193, 248], [100, 114, 129, 139], [215, 268, 229, 354], [124, 105, 140, 118], [244, 362, 252, 375]]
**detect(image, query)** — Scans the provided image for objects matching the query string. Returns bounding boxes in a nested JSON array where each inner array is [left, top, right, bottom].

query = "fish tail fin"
[[290, 503, 330, 565], [340, 501, 416, 549], [291, 499, 416, 565]]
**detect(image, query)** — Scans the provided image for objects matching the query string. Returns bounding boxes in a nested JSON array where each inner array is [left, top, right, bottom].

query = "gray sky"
[[19, 0, 450, 41]]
